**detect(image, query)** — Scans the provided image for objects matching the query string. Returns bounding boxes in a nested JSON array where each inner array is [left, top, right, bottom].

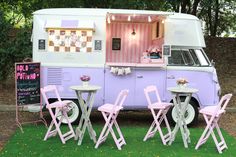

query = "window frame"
[[167, 49, 211, 67]]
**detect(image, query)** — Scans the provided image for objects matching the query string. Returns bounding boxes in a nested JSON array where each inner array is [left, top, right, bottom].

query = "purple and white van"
[[32, 8, 221, 125]]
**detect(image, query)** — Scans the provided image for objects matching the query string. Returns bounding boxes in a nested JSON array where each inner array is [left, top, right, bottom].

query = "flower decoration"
[[176, 78, 188, 85], [80, 75, 90, 82]]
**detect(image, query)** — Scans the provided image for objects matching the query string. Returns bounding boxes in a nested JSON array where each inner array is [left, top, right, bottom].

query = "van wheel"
[[55, 101, 80, 124], [167, 99, 199, 126]]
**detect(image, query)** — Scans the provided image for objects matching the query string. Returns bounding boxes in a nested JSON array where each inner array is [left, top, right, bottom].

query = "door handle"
[[137, 75, 143, 78], [167, 75, 175, 79]]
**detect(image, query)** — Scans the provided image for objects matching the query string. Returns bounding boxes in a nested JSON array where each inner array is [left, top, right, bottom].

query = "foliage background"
[[0, 0, 235, 82]]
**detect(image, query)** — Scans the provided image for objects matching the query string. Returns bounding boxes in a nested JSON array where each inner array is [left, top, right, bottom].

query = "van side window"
[[168, 50, 184, 65], [168, 50, 194, 66]]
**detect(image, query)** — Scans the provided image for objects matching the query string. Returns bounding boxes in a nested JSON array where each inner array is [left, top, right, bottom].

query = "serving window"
[[47, 29, 93, 53]]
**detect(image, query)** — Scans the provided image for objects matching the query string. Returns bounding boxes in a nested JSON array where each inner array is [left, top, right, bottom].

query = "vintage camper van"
[[32, 8, 221, 125]]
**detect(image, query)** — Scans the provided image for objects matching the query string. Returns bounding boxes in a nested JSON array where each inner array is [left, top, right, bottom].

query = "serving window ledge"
[[106, 62, 165, 67]]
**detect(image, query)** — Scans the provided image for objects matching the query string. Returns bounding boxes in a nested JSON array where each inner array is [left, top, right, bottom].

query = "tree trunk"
[[192, 0, 201, 15], [181, 0, 188, 13], [207, 1, 213, 36], [213, 0, 219, 36]]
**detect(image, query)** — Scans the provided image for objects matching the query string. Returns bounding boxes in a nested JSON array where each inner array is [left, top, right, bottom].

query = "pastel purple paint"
[[61, 20, 78, 28], [41, 66, 219, 109]]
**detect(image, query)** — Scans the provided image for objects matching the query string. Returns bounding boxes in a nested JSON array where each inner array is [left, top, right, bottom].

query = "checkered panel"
[[48, 29, 93, 53]]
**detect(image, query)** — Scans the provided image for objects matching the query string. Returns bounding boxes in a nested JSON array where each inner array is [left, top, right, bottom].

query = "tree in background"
[[0, 2, 32, 82], [0, 11, 13, 82], [198, 0, 236, 37], [167, 0, 236, 37]]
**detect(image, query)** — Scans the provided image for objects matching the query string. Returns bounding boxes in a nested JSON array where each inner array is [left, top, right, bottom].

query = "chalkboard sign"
[[112, 38, 121, 50], [38, 39, 46, 50], [94, 40, 102, 50], [162, 45, 171, 56], [15, 62, 40, 106]]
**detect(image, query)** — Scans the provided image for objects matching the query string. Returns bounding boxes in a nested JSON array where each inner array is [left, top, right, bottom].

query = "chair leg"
[[44, 108, 75, 144], [143, 109, 162, 141], [44, 109, 61, 141], [144, 108, 170, 145], [112, 119, 126, 149], [44, 120, 56, 141], [163, 114, 172, 143], [211, 121, 227, 153], [95, 111, 126, 150], [143, 120, 157, 141], [95, 112, 112, 149], [62, 109, 75, 141], [195, 115, 217, 151], [195, 123, 212, 149]]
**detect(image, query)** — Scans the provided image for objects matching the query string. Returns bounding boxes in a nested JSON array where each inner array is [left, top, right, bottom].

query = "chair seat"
[[98, 103, 123, 113], [46, 100, 72, 109], [148, 102, 172, 109], [199, 106, 225, 117]]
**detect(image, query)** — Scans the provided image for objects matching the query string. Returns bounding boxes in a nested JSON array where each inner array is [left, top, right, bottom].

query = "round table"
[[70, 85, 101, 145], [167, 86, 198, 148]]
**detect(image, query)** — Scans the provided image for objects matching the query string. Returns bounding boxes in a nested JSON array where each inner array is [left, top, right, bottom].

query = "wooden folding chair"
[[95, 89, 129, 150], [41, 85, 75, 144], [195, 93, 232, 153], [143, 85, 173, 145]]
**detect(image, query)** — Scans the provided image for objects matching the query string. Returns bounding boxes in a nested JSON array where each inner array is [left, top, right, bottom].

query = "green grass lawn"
[[0, 124, 236, 157]]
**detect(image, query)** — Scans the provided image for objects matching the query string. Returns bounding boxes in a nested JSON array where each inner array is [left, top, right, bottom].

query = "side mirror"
[[211, 60, 215, 67]]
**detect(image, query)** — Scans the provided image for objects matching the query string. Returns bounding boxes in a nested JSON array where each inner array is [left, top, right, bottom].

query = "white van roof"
[[33, 8, 199, 20]]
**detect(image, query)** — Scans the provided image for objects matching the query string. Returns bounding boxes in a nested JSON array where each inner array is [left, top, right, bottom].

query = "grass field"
[[0, 124, 236, 157]]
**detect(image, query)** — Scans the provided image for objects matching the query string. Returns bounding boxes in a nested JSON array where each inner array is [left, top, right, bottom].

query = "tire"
[[167, 98, 199, 126], [55, 100, 80, 124]]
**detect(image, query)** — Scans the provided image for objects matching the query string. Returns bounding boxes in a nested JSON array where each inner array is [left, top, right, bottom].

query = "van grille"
[[47, 68, 62, 85]]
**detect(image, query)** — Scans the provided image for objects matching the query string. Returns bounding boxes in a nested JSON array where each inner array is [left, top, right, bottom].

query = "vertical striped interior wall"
[[152, 38, 164, 47], [106, 22, 152, 63]]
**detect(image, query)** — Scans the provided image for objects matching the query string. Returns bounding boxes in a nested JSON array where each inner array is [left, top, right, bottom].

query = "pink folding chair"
[[95, 89, 129, 150], [195, 93, 232, 153], [143, 85, 173, 145], [41, 85, 75, 144]]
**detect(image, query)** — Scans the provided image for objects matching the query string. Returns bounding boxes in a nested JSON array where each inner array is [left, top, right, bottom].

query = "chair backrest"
[[114, 89, 129, 107], [40, 85, 62, 106], [144, 85, 161, 105], [212, 93, 232, 116], [219, 93, 233, 111]]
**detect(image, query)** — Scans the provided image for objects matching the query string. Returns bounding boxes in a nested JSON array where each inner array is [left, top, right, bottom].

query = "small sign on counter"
[[162, 45, 171, 56]]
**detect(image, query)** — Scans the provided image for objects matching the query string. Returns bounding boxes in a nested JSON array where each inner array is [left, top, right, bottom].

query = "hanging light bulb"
[[128, 16, 131, 21], [111, 15, 115, 21], [107, 16, 111, 24], [131, 29, 136, 36], [148, 16, 152, 22]]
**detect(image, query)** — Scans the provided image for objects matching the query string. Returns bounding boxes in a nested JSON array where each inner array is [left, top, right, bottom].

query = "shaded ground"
[[0, 110, 236, 152]]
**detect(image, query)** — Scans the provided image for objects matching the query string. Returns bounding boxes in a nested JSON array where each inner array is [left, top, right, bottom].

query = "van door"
[[166, 49, 197, 88], [165, 49, 216, 125], [104, 67, 135, 108], [135, 67, 166, 108]]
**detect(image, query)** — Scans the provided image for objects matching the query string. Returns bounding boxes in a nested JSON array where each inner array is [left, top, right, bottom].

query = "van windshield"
[[168, 49, 210, 66]]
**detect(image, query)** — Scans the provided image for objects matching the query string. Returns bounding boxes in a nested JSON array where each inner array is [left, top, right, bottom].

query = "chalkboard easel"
[[15, 62, 47, 132]]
